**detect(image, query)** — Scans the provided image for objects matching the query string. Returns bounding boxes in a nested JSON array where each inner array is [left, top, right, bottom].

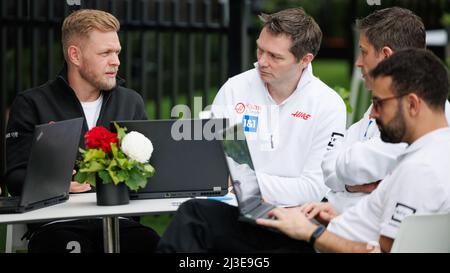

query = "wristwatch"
[[309, 224, 326, 247]]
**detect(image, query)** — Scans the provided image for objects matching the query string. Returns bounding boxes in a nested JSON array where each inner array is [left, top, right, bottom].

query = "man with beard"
[[256, 48, 450, 253], [5, 9, 160, 252], [322, 7, 450, 213]]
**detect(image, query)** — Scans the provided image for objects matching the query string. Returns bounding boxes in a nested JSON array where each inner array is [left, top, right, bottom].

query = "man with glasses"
[[322, 7, 450, 213], [372, 93, 409, 113], [257, 48, 450, 253]]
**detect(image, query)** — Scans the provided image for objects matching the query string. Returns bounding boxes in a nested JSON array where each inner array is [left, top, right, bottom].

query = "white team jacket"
[[327, 127, 450, 243], [324, 102, 450, 213], [212, 64, 347, 206]]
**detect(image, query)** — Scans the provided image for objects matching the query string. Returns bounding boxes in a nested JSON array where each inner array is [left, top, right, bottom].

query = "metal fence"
[[1, 0, 450, 193], [0, 0, 252, 194], [0, 0, 246, 113]]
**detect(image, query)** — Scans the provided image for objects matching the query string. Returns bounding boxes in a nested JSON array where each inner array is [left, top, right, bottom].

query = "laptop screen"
[[20, 118, 83, 208], [221, 124, 264, 213], [112, 119, 229, 199]]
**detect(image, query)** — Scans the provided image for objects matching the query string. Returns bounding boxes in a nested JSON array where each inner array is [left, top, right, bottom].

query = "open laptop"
[[219, 124, 276, 223], [113, 119, 229, 199], [0, 117, 83, 214]]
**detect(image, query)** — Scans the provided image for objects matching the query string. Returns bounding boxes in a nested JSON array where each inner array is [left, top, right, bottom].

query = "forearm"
[[314, 230, 373, 253]]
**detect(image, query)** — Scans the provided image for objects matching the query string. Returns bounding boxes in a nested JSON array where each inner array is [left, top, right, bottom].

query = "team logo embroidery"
[[291, 111, 311, 120], [235, 103, 246, 114]]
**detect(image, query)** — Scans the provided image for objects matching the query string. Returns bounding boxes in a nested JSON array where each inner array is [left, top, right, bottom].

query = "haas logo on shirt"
[[291, 111, 311, 120], [235, 103, 246, 114]]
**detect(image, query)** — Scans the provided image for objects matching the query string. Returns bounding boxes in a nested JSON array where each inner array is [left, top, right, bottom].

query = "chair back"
[[391, 213, 450, 253]]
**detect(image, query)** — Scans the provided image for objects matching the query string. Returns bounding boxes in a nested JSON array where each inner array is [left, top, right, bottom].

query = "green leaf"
[[106, 159, 120, 184], [114, 122, 127, 142], [84, 149, 106, 162], [126, 177, 148, 191], [98, 171, 112, 183], [143, 164, 155, 176], [126, 169, 149, 191], [110, 143, 119, 158], [80, 161, 105, 172], [74, 171, 87, 184], [116, 170, 129, 182], [116, 157, 128, 169], [85, 172, 96, 186], [334, 86, 353, 114]]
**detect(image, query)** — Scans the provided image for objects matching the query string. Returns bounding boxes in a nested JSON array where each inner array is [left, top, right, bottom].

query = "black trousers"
[[157, 199, 314, 253], [27, 218, 160, 253]]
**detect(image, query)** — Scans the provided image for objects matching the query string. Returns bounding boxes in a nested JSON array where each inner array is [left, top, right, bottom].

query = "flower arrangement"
[[74, 123, 155, 191]]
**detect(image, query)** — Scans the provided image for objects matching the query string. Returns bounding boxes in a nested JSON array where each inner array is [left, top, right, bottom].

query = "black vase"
[[95, 179, 130, 206]]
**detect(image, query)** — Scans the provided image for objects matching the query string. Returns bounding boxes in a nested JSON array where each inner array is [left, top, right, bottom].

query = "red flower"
[[84, 126, 118, 153]]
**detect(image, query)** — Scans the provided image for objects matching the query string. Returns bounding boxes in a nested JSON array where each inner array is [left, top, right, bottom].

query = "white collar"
[[402, 127, 450, 156], [253, 62, 314, 105]]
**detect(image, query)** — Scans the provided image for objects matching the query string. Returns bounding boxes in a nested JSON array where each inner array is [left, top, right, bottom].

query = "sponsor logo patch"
[[391, 203, 416, 223], [246, 103, 261, 114], [327, 132, 344, 150], [242, 115, 258, 133]]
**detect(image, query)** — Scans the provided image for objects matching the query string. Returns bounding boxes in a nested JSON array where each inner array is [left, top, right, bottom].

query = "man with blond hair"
[[5, 9, 159, 253]]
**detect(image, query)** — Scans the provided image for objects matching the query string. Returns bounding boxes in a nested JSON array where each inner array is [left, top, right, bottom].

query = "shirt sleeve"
[[5, 94, 39, 196], [379, 163, 447, 240], [211, 81, 237, 123], [323, 107, 407, 190], [257, 101, 347, 206], [335, 137, 406, 186], [322, 118, 363, 192]]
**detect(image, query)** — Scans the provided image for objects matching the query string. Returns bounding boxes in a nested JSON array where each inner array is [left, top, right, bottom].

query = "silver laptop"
[[0, 118, 83, 213], [219, 124, 276, 223]]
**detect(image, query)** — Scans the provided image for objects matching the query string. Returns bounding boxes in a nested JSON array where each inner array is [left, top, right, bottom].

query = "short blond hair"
[[62, 9, 120, 60]]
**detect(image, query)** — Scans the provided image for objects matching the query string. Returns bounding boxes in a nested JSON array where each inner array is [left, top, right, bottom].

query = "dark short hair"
[[259, 7, 322, 59], [370, 49, 449, 112], [356, 7, 425, 52]]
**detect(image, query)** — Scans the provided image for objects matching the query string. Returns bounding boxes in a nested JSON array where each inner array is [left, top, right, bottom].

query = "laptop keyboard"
[[0, 196, 20, 207], [251, 204, 275, 219]]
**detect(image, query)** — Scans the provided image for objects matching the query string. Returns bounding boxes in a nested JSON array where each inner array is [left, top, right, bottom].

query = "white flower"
[[120, 131, 153, 163]]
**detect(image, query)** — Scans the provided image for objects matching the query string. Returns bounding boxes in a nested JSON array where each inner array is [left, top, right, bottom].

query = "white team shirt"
[[323, 102, 450, 213], [81, 94, 103, 130], [212, 63, 347, 206], [327, 127, 450, 243]]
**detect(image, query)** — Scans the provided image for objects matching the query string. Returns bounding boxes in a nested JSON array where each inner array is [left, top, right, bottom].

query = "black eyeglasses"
[[372, 93, 408, 112]]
